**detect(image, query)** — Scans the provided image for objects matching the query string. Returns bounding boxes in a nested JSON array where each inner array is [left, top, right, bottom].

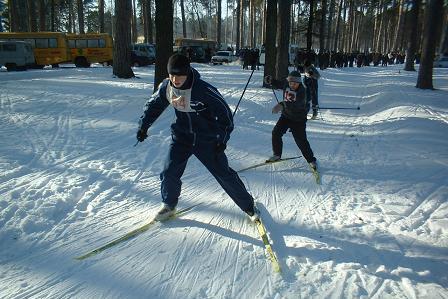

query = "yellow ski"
[[255, 219, 281, 273], [75, 203, 201, 260]]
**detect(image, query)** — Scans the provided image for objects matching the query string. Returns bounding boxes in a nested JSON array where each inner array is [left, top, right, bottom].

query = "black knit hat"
[[287, 71, 302, 83], [167, 53, 190, 75]]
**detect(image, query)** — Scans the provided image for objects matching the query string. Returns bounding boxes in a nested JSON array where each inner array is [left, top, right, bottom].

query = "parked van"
[[0, 41, 35, 71], [433, 54, 448, 68], [131, 43, 156, 66]]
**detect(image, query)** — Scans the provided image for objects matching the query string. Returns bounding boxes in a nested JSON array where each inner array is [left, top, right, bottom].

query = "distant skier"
[[303, 59, 320, 120], [264, 71, 318, 171], [136, 53, 259, 222]]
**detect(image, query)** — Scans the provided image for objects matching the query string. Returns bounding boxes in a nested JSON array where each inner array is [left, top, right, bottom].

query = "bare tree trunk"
[[99, 0, 105, 32], [192, 2, 205, 38], [149, 0, 153, 43], [383, 16, 390, 54], [113, 0, 134, 79], [180, 0, 187, 37], [319, 0, 327, 52], [259, 3, 264, 45], [39, 0, 46, 31], [276, 0, 291, 80], [306, 0, 315, 51], [77, 0, 85, 34], [28, 0, 37, 31], [392, 0, 405, 51], [9, 0, 28, 31], [399, 2, 411, 51], [264, 0, 277, 87], [50, 0, 55, 31], [416, 0, 444, 89], [439, 11, 448, 55], [217, 0, 222, 48], [236, 0, 241, 50], [154, 0, 173, 91], [325, 0, 335, 51], [404, 0, 421, 71], [132, 0, 137, 42], [376, 0, 385, 54], [348, 0, 355, 52], [250, 0, 255, 48], [142, 0, 148, 41], [8, 0, 18, 32], [333, 0, 343, 51], [372, 0, 380, 51], [68, 0, 75, 33], [239, 0, 245, 47]]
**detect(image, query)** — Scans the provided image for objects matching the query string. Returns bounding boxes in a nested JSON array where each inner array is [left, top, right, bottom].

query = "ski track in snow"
[[0, 64, 447, 299]]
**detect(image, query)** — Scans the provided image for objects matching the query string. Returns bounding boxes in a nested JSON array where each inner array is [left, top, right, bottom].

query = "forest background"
[[0, 0, 446, 88]]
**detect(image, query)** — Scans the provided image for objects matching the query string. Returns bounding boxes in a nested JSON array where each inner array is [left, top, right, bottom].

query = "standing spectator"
[[303, 59, 320, 120]]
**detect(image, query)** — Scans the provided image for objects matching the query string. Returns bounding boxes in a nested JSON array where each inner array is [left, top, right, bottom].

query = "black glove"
[[216, 142, 227, 154], [136, 128, 148, 142], [311, 105, 319, 120]]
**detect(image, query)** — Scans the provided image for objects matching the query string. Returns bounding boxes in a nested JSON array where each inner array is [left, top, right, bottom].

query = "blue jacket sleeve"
[[204, 85, 234, 144], [138, 80, 170, 131]]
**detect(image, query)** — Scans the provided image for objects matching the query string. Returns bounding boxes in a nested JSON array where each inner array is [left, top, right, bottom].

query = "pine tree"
[[153, 0, 173, 92], [416, 0, 444, 89], [113, 0, 135, 79]]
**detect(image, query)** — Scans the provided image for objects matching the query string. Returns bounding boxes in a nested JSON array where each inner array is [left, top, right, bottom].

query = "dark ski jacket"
[[271, 79, 310, 122], [138, 68, 234, 146]]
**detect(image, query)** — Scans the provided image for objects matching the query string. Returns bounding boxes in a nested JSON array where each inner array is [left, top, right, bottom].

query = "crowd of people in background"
[[178, 43, 415, 75], [237, 48, 260, 70], [294, 50, 413, 71]]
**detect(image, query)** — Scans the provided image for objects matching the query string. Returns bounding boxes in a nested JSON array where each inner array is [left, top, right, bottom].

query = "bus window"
[[87, 39, 99, 48], [23, 39, 35, 47], [76, 39, 88, 48], [35, 38, 48, 48], [49, 38, 57, 48]]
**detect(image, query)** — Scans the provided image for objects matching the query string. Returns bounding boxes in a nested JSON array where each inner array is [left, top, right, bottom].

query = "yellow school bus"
[[66, 33, 113, 67], [0, 31, 69, 67]]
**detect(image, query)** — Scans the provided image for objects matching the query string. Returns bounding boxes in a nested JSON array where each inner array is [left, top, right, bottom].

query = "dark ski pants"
[[160, 139, 255, 213], [272, 115, 316, 163]]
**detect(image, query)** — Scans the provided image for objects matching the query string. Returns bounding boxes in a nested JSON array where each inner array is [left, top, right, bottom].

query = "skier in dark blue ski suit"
[[136, 54, 259, 221]]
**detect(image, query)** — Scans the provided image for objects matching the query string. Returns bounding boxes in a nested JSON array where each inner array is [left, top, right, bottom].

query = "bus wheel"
[[5, 63, 17, 71], [75, 57, 90, 68], [32, 64, 45, 69]]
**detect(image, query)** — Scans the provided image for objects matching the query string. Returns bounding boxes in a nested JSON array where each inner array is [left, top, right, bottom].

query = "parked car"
[[131, 43, 156, 67], [211, 51, 237, 65], [433, 55, 448, 68], [0, 41, 35, 71]]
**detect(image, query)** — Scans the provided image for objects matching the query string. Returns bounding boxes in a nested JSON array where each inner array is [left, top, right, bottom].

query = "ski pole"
[[233, 69, 255, 117], [271, 87, 280, 103], [318, 106, 360, 110]]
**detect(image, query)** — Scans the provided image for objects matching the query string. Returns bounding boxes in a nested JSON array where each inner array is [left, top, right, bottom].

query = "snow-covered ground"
[[0, 62, 447, 299]]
